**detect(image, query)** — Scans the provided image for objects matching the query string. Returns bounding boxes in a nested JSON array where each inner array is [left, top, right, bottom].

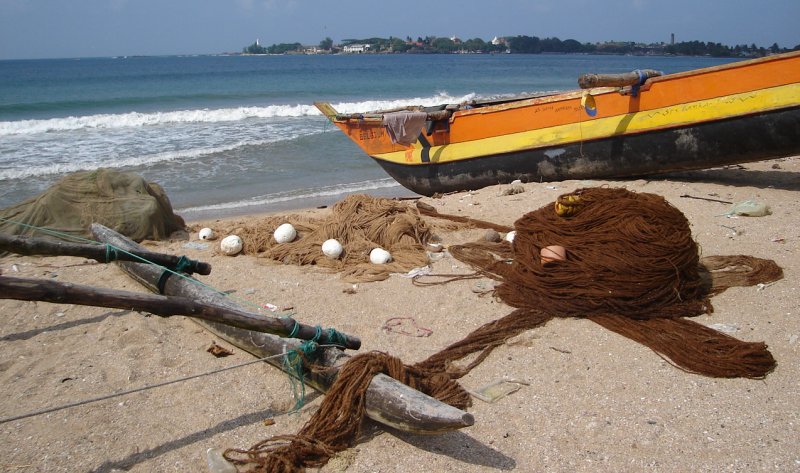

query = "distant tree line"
[[243, 36, 800, 57]]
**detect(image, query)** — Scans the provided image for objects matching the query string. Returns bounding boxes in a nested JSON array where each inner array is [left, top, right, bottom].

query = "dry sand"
[[1, 156, 799, 472]]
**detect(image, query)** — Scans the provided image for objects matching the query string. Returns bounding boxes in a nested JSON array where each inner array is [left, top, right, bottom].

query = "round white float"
[[220, 235, 243, 256], [369, 247, 392, 264], [504, 230, 516, 243], [198, 227, 215, 240], [321, 239, 343, 259], [273, 223, 297, 243]]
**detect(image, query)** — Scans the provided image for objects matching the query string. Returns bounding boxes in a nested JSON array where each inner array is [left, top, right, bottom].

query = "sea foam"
[[0, 93, 477, 136]]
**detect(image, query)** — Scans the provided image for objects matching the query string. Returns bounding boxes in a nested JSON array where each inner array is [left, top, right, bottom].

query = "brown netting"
[[0, 169, 185, 243], [215, 194, 438, 282], [224, 187, 783, 472]]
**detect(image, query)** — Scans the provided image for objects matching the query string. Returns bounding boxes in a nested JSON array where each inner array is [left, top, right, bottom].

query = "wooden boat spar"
[[315, 50, 800, 196], [90, 224, 474, 435]]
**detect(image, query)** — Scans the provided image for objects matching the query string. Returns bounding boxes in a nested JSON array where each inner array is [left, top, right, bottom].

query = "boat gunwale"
[[322, 50, 800, 125]]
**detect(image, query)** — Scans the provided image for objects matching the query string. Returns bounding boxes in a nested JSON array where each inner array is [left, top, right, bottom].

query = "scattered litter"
[[427, 251, 447, 262], [182, 242, 209, 250], [472, 280, 494, 294], [469, 378, 530, 403], [756, 281, 778, 291], [549, 346, 572, 354], [398, 266, 432, 278], [342, 284, 358, 294], [425, 242, 443, 253], [707, 323, 739, 334], [770, 236, 786, 243], [206, 447, 237, 473], [499, 183, 525, 196], [261, 303, 278, 312], [721, 200, 771, 217], [207, 341, 233, 357], [545, 185, 559, 190], [382, 317, 432, 337], [12, 264, 19, 272], [719, 225, 741, 236]]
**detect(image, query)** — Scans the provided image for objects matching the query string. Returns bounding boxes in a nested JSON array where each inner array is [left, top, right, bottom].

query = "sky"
[[1, 0, 798, 60]]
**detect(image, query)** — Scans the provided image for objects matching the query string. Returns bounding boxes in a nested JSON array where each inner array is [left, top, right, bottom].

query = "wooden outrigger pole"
[[0, 276, 361, 350], [0, 233, 211, 275], [90, 224, 475, 434]]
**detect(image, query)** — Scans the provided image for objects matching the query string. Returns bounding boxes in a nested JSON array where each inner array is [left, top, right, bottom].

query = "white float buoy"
[[220, 235, 243, 256], [321, 239, 343, 259], [273, 223, 297, 243], [198, 227, 215, 240], [369, 247, 392, 264], [504, 230, 516, 243]]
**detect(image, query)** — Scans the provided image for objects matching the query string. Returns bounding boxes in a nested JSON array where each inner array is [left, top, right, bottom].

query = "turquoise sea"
[[0, 53, 736, 219]]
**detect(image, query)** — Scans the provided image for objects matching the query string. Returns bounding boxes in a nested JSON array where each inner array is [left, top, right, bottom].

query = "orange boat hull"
[[316, 51, 800, 196]]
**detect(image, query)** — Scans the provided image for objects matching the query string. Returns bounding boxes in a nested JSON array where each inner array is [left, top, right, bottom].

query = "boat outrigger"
[[89, 224, 475, 435], [315, 51, 800, 196]]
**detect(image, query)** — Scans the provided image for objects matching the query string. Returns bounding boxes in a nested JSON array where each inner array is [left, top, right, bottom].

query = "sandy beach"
[[1, 156, 798, 472]]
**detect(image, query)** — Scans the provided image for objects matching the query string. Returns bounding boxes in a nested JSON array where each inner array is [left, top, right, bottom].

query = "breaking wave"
[[0, 92, 478, 136]]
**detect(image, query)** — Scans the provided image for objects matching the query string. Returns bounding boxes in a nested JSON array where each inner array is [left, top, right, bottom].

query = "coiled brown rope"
[[225, 188, 782, 471]]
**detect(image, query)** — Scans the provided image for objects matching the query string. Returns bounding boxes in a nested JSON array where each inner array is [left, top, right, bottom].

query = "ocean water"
[[0, 53, 735, 220]]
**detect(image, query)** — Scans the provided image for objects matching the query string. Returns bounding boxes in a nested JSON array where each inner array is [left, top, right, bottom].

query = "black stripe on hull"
[[372, 107, 800, 196]]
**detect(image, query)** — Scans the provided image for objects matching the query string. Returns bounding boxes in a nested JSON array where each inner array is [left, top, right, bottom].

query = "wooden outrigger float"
[[89, 224, 474, 434], [316, 51, 800, 196]]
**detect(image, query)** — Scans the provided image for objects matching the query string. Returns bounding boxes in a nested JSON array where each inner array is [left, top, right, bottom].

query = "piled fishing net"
[[0, 169, 185, 243], [216, 194, 438, 282], [224, 187, 783, 472]]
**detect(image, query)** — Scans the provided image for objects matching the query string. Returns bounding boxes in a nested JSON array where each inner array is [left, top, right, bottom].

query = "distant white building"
[[491, 36, 506, 46], [343, 44, 371, 53]]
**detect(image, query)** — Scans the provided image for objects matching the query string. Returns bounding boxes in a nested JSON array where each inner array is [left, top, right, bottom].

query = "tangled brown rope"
[[224, 188, 783, 471]]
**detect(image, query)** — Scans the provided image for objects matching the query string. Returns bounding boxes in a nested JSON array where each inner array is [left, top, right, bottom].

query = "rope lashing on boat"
[[631, 69, 648, 97], [104, 244, 119, 263], [282, 326, 326, 411], [155, 256, 193, 294]]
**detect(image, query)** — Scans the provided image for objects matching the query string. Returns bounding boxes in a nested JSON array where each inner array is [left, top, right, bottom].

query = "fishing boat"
[[315, 50, 800, 196]]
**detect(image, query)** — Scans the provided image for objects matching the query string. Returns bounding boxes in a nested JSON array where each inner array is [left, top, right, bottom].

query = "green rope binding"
[[326, 328, 347, 348], [282, 326, 325, 411]]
